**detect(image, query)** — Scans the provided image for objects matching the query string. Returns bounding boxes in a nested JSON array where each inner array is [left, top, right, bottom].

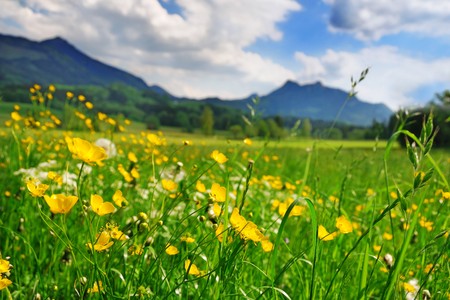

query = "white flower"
[[95, 138, 117, 158], [405, 278, 419, 300]]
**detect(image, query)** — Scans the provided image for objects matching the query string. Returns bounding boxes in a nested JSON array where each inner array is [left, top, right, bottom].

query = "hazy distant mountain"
[[0, 33, 166, 94], [0, 33, 392, 126], [203, 81, 392, 126]]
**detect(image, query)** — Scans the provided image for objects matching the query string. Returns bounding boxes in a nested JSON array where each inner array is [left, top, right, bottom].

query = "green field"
[[0, 96, 449, 299]]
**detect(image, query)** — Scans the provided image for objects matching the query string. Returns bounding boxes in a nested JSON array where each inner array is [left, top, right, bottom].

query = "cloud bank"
[[0, 0, 300, 98], [326, 0, 450, 40], [295, 46, 450, 109]]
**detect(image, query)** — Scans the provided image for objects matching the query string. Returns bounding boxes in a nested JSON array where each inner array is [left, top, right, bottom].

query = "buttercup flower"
[[165, 244, 179, 255], [107, 225, 129, 241], [0, 278, 12, 291], [0, 259, 11, 275], [86, 231, 114, 252], [44, 194, 78, 214], [112, 190, 127, 207], [210, 183, 226, 202], [196, 180, 206, 193], [318, 225, 337, 241], [335, 215, 353, 234], [26, 178, 49, 197], [261, 237, 274, 252], [230, 208, 264, 242], [210, 150, 228, 164], [161, 179, 177, 192], [91, 194, 115, 216], [66, 137, 107, 165], [88, 281, 104, 293], [185, 259, 201, 276]]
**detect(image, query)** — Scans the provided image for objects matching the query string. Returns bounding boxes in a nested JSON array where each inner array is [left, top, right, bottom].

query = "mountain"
[[0, 33, 392, 126], [0, 33, 164, 92], [203, 80, 392, 126]]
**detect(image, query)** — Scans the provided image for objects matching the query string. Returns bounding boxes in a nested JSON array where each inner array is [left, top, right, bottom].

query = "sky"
[[1, 0, 450, 110]]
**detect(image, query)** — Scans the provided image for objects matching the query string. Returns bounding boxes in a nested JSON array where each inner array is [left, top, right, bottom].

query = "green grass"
[[0, 123, 448, 299], [0, 92, 448, 299]]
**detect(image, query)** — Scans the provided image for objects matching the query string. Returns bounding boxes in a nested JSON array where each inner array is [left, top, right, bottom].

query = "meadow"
[[0, 85, 449, 299]]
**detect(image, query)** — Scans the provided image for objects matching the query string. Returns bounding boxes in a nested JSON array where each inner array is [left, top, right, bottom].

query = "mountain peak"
[[0, 34, 149, 89], [40, 36, 70, 46], [281, 80, 300, 89]]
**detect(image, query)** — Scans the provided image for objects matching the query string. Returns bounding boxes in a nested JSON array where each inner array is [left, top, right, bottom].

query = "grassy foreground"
[[0, 87, 449, 299]]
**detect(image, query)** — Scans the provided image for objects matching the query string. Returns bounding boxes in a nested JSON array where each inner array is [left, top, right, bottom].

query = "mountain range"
[[0, 33, 392, 126]]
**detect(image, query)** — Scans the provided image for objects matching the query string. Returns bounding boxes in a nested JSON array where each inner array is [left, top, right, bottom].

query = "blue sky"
[[1, 0, 449, 109]]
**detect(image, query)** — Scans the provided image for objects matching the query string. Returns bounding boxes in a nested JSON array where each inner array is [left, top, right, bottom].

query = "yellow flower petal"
[[335, 215, 353, 234], [0, 278, 12, 290], [185, 259, 201, 276], [26, 178, 49, 197], [210, 183, 226, 202], [261, 238, 274, 252], [112, 190, 126, 207], [318, 225, 336, 241], [165, 245, 179, 255], [44, 194, 78, 214], [91, 194, 115, 216], [161, 179, 177, 191], [210, 150, 228, 164], [196, 180, 206, 193]]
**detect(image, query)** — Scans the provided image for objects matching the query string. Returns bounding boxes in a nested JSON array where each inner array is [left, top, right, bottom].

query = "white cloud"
[[0, 0, 301, 98], [295, 46, 450, 109], [326, 0, 450, 40]]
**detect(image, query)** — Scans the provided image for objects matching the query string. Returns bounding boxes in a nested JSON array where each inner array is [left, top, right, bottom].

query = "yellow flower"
[[165, 244, 179, 255], [0, 278, 12, 291], [261, 237, 274, 252], [180, 236, 195, 243], [335, 215, 353, 234], [48, 84, 55, 92], [185, 259, 201, 276], [383, 232, 393, 241], [44, 194, 78, 214], [131, 167, 140, 179], [26, 178, 49, 197], [210, 183, 226, 202], [118, 164, 133, 182], [216, 223, 225, 243], [112, 190, 127, 207], [243, 138, 252, 145], [403, 282, 416, 293], [47, 171, 63, 185], [90, 194, 115, 216], [0, 259, 11, 274], [318, 225, 336, 241], [85, 101, 94, 109], [66, 91, 74, 98], [88, 281, 104, 293], [128, 244, 144, 256], [78, 95, 86, 102], [229, 208, 264, 242], [108, 225, 129, 241], [210, 150, 228, 164], [128, 151, 138, 163], [11, 111, 22, 121], [66, 137, 107, 165], [212, 203, 222, 218], [86, 231, 114, 252], [97, 112, 107, 121], [196, 180, 206, 193], [366, 188, 375, 196], [161, 179, 177, 191]]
